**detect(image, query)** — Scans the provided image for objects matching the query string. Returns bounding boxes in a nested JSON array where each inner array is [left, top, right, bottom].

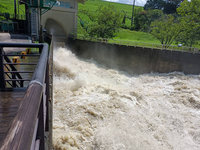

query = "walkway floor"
[[0, 88, 26, 145]]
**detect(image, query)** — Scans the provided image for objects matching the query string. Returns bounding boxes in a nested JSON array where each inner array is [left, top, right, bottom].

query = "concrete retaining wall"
[[68, 39, 200, 75]]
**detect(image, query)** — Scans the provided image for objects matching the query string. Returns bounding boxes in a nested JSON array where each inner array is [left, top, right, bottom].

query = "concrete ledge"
[[68, 39, 200, 75]]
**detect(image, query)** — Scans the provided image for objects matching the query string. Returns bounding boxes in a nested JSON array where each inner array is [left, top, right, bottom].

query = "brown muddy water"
[[53, 47, 200, 150]]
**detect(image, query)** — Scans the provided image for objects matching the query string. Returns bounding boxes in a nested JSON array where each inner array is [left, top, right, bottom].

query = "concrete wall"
[[41, 0, 78, 39], [68, 39, 200, 75]]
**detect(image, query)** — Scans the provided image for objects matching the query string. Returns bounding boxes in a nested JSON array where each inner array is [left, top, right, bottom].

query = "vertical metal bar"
[[43, 83, 46, 129], [12, 70, 17, 87], [45, 60, 49, 132], [18, 0, 20, 19], [14, 0, 17, 20], [131, 0, 136, 27], [20, 80, 24, 87], [44, 59, 50, 148], [0, 47, 5, 89], [39, 47, 42, 54]]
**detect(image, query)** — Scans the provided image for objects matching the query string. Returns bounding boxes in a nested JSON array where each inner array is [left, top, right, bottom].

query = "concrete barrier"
[[68, 39, 200, 75]]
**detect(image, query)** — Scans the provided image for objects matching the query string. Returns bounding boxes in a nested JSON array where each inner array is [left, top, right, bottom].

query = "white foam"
[[53, 47, 200, 150]]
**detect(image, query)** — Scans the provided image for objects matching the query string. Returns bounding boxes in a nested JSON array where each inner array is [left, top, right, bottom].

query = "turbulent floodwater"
[[53, 47, 200, 150]]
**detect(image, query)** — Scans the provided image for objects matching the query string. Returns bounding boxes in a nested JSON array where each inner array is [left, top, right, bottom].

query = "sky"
[[104, 0, 148, 6]]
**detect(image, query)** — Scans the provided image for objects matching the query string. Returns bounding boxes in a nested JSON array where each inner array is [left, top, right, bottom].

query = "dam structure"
[[0, 0, 200, 149], [41, 0, 80, 41]]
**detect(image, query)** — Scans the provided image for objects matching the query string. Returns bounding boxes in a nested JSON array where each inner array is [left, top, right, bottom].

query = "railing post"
[[0, 47, 5, 89], [12, 69, 17, 87], [20, 80, 24, 87], [39, 47, 42, 54]]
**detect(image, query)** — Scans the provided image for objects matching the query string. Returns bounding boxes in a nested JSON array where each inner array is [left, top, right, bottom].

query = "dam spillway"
[[53, 47, 200, 150]]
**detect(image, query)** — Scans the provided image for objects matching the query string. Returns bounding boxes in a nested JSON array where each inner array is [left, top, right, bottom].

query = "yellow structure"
[[12, 56, 20, 63], [26, 48, 31, 54], [21, 51, 27, 59]]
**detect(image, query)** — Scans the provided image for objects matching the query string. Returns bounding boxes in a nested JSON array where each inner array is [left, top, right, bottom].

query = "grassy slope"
[[1, 0, 25, 18], [78, 0, 161, 46], [78, 0, 199, 49], [114, 29, 159, 43], [78, 0, 143, 33], [79, 0, 142, 16]]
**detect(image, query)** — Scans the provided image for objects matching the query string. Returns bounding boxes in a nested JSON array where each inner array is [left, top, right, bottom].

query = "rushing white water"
[[53, 47, 200, 150]]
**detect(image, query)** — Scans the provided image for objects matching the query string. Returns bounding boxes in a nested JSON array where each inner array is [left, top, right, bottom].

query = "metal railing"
[[0, 42, 53, 150], [0, 43, 42, 88]]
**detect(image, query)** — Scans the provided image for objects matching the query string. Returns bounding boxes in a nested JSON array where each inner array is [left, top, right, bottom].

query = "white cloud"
[[104, 0, 147, 6]]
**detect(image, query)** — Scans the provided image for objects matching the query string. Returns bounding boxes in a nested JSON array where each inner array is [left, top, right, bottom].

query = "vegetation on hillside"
[[78, 0, 143, 31], [0, 0, 25, 19], [1, 0, 199, 50], [0, 3, 6, 20], [151, 15, 180, 48], [176, 0, 200, 47], [80, 5, 122, 39], [78, 0, 200, 50], [150, 0, 200, 48], [134, 9, 163, 32], [144, 0, 183, 14]]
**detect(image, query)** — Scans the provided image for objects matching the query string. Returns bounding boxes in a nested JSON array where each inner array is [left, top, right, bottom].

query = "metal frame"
[[0, 43, 44, 88], [0, 42, 52, 150]]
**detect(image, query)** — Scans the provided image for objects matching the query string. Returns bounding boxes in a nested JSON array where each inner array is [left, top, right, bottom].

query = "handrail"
[[47, 36, 53, 150], [4, 63, 37, 65], [3, 54, 40, 56], [31, 43, 48, 84], [0, 43, 50, 150], [0, 43, 44, 48], [0, 84, 43, 150]]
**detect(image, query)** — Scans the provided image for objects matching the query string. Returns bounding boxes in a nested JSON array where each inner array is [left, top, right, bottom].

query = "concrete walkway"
[[0, 33, 31, 53]]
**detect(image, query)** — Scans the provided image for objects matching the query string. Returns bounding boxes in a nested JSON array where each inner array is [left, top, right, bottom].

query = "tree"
[[134, 9, 163, 32], [151, 15, 180, 48], [144, 0, 165, 10], [134, 11, 150, 31], [0, 3, 6, 20], [175, 0, 200, 47], [80, 5, 122, 39], [175, 21, 200, 47], [144, 0, 183, 14], [163, 0, 183, 14]]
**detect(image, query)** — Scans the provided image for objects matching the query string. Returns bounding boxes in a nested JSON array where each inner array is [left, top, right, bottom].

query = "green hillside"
[[77, 0, 162, 47], [78, 0, 143, 17], [78, 0, 200, 50], [0, 0, 25, 19], [2, 0, 198, 49], [113, 29, 159, 43], [78, 0, 143, 33]]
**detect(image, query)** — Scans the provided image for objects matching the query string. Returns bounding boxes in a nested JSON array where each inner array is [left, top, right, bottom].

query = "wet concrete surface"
[[0, 33, 31, 53]]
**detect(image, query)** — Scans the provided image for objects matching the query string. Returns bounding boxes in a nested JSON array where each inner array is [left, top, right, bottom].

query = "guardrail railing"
[[0, 42, 53, 150], [0, 43, 43, 88]]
